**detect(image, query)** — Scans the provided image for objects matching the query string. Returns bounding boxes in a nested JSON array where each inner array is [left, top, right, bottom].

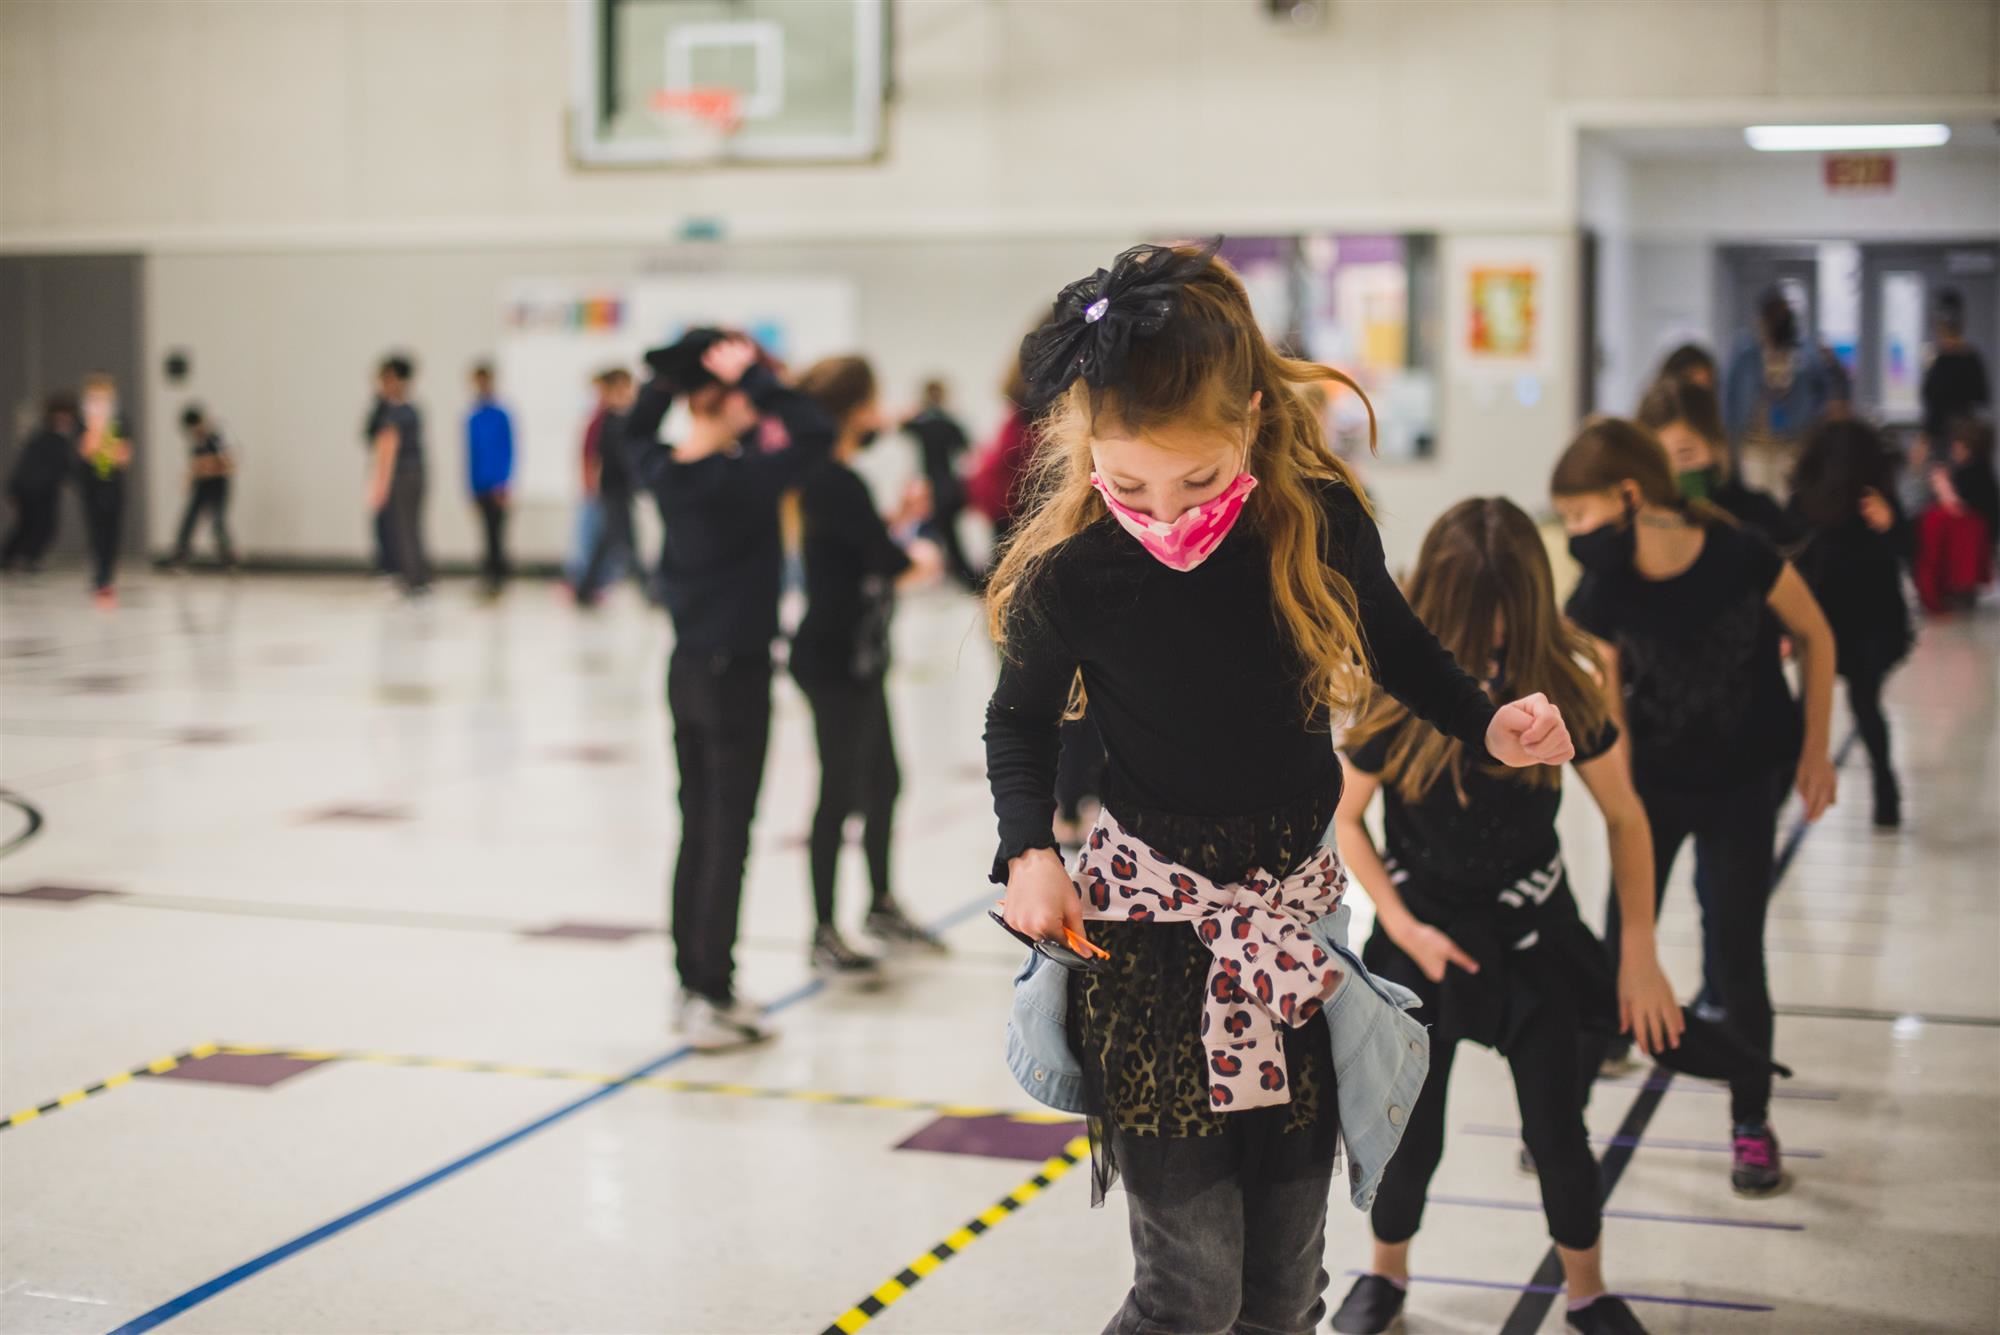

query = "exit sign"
[[1825, 153, 1896, 193]]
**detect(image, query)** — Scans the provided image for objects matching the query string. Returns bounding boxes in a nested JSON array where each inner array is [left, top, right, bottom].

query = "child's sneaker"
[[1731, 1122, 1787, 1196]]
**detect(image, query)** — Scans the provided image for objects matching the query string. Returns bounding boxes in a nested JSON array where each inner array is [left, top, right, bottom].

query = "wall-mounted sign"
[[1824, 153, 1895, 193]]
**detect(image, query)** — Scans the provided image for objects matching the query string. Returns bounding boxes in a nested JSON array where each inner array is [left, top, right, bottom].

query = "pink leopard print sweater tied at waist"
[[1072, 812, 1348, 1112]]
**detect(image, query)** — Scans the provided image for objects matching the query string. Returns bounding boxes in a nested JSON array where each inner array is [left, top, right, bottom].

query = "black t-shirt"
[[986, 478, 1497, 883], [1566, 522, 1800, 791], [10, 427, 74, 493], [1713, 478, 1800, 549], [1345, 709, 1618, 903], [791, 460, 913, 682], [366, 400, 424, 472], [1921, 346, 1991, 444]]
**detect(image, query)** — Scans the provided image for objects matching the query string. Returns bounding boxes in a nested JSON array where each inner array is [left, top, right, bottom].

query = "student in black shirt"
[[1638, 376, 1796, 547], [1329, 498, 1680, 1335], [988, 243, 1575, 1335], [165, 404, 236, 570], [2, 392, 78, 574], [1554, 417, 1837, 1198], [1789, 420, 1914, 828], [76, 374, 133, 608], [1921, 290, 1991, 450], [364, 354, 430, 596], [900, 378, 980, 588], [791, 357, 946, 979], [620, 329, 836, 1052]]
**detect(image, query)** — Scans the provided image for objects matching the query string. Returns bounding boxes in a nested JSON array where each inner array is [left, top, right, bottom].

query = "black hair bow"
[[1016, 238, 1222, 410]]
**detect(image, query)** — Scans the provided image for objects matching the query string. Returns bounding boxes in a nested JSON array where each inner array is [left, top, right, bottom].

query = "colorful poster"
[[1467, 267, 1538, 359]]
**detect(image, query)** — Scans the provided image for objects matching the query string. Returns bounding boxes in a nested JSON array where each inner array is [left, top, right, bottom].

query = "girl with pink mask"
[[984, 242, 1577, 1334]]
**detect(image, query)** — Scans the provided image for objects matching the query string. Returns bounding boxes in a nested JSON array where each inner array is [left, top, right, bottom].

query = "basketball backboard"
[[569, 0, 887, 166]]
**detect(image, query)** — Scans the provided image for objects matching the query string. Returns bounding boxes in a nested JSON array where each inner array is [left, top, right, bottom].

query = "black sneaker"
[[1518, 1142, 1538, 1176], [1872, 775, 1902, 829], [863, 901, 948, 955], [1567, 1295, 1648, 1334], [811, 926, 885, 982], [1330, 1274, 1406, 1334], [1731, 1122, 1787, 1196]]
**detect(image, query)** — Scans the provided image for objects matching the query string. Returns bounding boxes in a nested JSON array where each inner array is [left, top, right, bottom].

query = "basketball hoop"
[[651, 87, 744, 159]]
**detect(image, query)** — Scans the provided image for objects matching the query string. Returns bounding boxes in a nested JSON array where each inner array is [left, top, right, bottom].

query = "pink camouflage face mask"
[[1090, 466, 1258, 573]]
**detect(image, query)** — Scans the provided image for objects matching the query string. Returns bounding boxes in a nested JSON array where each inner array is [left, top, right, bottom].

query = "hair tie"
[[1016, 238, 1222, 409]]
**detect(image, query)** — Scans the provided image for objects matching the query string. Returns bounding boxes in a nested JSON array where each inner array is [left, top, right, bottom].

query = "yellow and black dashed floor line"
[[215, 1044, 1077, 1124], [818, 1134, 1091, 1335], [0, 1041, 218, 1132]]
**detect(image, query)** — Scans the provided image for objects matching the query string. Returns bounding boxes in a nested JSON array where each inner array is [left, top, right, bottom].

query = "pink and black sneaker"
[[1731, 1122, 1786, 1196]]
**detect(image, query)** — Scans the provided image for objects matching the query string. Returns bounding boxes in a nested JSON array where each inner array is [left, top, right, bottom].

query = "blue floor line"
[[106, 888, 992, 1334]]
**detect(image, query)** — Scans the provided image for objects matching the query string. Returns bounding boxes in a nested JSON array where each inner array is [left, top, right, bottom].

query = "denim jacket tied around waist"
[[1003, 822, 1429, 1212]]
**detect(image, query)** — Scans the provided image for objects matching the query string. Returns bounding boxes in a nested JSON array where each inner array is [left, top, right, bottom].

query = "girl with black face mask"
[[1552, 418, 1837, 1200], [791, 356, 947, 981]]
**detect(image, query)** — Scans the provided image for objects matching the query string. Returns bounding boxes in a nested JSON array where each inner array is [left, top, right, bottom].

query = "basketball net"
[[650, 88, 743, 162]]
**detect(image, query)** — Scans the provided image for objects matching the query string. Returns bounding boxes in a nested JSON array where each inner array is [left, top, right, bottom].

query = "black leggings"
[[1610, 773, 1785, 1125], [82, 480, 124, 591], [1365, 935, 1603, 1252], [1846, 664, 1898, 798], [799, 674, 900, 927]]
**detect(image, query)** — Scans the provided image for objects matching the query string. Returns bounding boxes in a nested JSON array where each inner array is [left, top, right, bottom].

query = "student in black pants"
[[165, 405, 236, 570], [1554, 418, 1838, 1198], [77, 375, 133, 609], [365, 354, 430, 597], [1331, 498, 1682, 1335], [1788, 419, 1914, 828], [791, 357, 946, 980], [620, 329, 835, 1052], [3, 392, 77, 573]]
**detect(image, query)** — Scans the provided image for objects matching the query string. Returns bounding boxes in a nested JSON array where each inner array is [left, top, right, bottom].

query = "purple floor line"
[[1344, 1271, 1774, 1313], [1427, 1194, 1804, 1232], [1595, 1075, 1840, 1102], [1460, 1123, 1826, 1158]]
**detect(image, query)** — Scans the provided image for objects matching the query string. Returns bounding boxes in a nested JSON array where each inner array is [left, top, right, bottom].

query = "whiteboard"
[[496, 274, 858, 501]]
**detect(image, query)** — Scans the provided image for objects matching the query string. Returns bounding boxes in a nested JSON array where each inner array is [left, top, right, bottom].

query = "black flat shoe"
[[1566, 1295, 1648, 1333], [1330, 1274, 1405, 1334]]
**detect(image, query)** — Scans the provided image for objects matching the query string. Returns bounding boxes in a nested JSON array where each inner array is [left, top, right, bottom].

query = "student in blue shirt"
[[465, 362, 515, 598]]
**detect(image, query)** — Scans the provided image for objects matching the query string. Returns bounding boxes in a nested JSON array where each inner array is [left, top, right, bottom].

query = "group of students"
[[983, 241, 1940, 1335], [574, 328, 965, 1050], [3, 376, 236, 604]]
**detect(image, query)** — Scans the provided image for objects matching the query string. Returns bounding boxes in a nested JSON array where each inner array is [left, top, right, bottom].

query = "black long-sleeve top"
[[984, 478, 1496, 885], [620, 363, 835, 657]]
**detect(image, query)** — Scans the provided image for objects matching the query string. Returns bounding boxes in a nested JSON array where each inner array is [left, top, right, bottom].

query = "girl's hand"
[[1795, 751, 1838, 823], [700, 335, 760, 388], [1618, 950, 1685, 1055], [1002, 847, 1082, 943], [1390, 919, 1478, 984], [1858, 488, 1895, 534], [1486, 692, 1575, 768]]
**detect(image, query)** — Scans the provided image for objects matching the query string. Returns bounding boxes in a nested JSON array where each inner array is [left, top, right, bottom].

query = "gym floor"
[[2, 574, 1995, 1334]]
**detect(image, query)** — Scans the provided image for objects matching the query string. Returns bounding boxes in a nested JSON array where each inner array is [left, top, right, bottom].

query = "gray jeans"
[[1105, 1115, 1336, 1335]]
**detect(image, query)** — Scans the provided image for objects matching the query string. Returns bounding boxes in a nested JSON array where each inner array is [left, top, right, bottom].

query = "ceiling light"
[[1745, 124, 1951, 152]]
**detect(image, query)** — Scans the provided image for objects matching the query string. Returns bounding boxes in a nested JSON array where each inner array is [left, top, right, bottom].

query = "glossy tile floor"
[[2, 572, 1995, 1335]]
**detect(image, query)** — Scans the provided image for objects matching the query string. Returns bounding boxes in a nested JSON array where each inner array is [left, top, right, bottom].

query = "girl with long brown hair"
[[1636, 376, 1795, 546], [1328, 498, 1681, 1335], [1553, 417, 1837, 1198], [987, 241, 1575, 1334], [791, 355, 945, 979]]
